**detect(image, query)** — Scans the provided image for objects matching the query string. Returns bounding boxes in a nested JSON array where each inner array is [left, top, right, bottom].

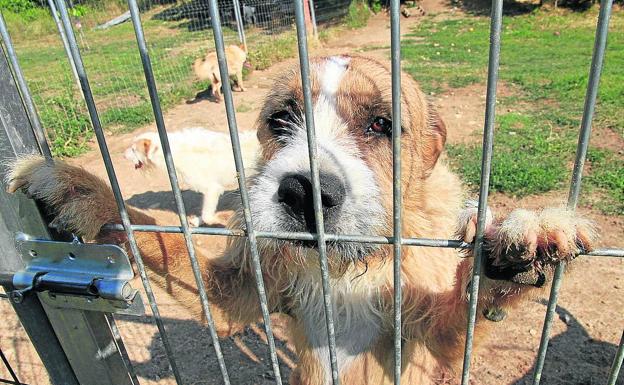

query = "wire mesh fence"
[[0, 0, 350, 158], [1, 0, 623, 384]]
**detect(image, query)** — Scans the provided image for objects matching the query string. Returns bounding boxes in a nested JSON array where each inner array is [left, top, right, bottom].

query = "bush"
[[345, 0, 370, 29], [0, 0, 35, 13]]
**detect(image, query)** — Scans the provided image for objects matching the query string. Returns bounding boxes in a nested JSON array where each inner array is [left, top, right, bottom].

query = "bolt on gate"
[[0, 0, 623, 384]]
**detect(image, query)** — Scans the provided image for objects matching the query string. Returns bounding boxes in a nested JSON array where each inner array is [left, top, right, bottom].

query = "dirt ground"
[[1, 4, 623, 385]]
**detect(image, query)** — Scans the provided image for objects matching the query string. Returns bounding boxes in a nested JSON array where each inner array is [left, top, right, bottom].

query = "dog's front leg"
[[236, 68, 245, 91], [199, 184, 225, 225], [5, 156, 271, 334]]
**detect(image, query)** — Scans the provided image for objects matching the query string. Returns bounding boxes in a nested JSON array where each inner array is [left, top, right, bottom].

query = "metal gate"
[[1, 0, 623, 384]]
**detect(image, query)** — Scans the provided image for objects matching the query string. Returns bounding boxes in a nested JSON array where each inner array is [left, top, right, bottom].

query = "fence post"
[[46, 0, 81, 91], [231, 0, 247, 51], [302, 0, 314, 37], [308, 0, 318, 38], [0, 39, 136, 385]]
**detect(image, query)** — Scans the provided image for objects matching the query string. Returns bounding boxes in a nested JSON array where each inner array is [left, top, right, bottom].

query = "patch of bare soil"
[[2, 5, 622, 385]]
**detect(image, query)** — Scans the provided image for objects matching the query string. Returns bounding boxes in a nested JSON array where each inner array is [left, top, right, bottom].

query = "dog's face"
[[249, 55, 446, 264], [124, 133, 160, 170]]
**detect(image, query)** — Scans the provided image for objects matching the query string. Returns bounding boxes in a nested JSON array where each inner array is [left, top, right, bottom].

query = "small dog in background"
[[124, 127, 260, 225], [192, 44, 249, 103]]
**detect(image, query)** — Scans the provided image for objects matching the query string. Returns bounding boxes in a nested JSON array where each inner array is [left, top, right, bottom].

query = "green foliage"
[[247, 33, 298, 70], [0, 0, 35, 13], [38, 89, 93, 157], [447, 113, 570, 197], [585, 149, 624, 215], [345, 0, 370, 29], [402, 9, 624, 131], [370, 0, 382, 14], [68, 4, 88, 18]]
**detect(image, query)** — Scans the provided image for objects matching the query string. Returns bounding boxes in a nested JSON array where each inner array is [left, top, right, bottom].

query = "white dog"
[[124, 127, 259, 225]]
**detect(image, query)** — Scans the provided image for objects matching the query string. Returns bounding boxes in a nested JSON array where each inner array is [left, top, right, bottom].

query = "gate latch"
[[10, 233, 144, 315]]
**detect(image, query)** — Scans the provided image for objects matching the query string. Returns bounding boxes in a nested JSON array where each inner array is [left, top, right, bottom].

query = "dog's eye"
[[268, 110, 294, 136], [367, 117, 392, 137]]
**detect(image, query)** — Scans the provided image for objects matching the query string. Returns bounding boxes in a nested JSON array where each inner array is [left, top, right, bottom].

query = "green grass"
[[401, 8, 624, 214], [5, 7, 295, 156], [8, 11, 228, 156], [447, 113, 570, 196], [5, 0, 367, 157]]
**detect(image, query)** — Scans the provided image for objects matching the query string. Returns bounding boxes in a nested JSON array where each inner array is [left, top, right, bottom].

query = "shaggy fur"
[[6, 55, 596, 385], [193, 44, 248, 103], [124, 127, 260, 225]]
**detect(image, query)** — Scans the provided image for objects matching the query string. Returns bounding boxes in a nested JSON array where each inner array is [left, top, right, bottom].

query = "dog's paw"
[[455, 200, 494, 243], [5, 154, 46, 194], [6, 155, 116, 239], [484, 208, 596, 287], [189, 216, 201, 227]]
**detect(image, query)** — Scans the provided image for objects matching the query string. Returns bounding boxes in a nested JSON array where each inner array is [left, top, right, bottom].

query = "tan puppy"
[[7, 55, 595, 385], [123, 128, 260, 225], [193, 44, 247, 103]]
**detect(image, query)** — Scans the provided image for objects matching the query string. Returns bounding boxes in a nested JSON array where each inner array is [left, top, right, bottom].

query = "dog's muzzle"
[[277, 173, 345, 233]]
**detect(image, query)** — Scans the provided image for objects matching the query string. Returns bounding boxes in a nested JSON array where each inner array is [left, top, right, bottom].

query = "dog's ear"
[[423, 110, 447, 176], [136, 138, 158, 159]]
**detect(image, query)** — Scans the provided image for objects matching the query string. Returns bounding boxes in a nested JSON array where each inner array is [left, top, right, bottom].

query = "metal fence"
[[0, 0, 348, 158], [0, 0, 623, 384]]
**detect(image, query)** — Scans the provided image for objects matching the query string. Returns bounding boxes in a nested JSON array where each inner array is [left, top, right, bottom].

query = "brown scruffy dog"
[[7, 55, 596, 385]]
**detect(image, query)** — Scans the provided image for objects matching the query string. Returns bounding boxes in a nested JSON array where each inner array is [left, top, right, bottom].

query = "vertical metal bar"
[[231, 0, 247, 51], [607, 332, 624, 385], [46, 0, 80, 91], [293, 1, 340, 384], [532, 1, 613, 383], [52, 1, 184, 383], [126, 1, 231, 383], [0, 348, 21, 385], [459, 0, 502, 384], [606, 330, 624, 385], [105, 314, 141, 385], [389, 0, 402, 383], [205, 0, 283, 383], [0, 11, 52, 159], [567, 0, 613, 210], [308, 0, 318, 37]]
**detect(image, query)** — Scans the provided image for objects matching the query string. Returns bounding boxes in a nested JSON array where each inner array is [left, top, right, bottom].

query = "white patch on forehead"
[[320, 56, 350, 97]]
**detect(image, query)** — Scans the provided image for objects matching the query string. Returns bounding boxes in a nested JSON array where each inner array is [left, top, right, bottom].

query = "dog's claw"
[[484, 208, 596, 286]]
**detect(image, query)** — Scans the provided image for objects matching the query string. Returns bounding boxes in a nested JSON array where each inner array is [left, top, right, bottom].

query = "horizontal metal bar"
[[100, 224, 622, 256]]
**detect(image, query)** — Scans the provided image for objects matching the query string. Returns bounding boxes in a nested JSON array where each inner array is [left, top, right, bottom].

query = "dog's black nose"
[[277, 173, 345, 231]]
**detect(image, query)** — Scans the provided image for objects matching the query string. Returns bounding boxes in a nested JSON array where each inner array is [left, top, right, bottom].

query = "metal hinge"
[[8, 233, 144, 316]]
